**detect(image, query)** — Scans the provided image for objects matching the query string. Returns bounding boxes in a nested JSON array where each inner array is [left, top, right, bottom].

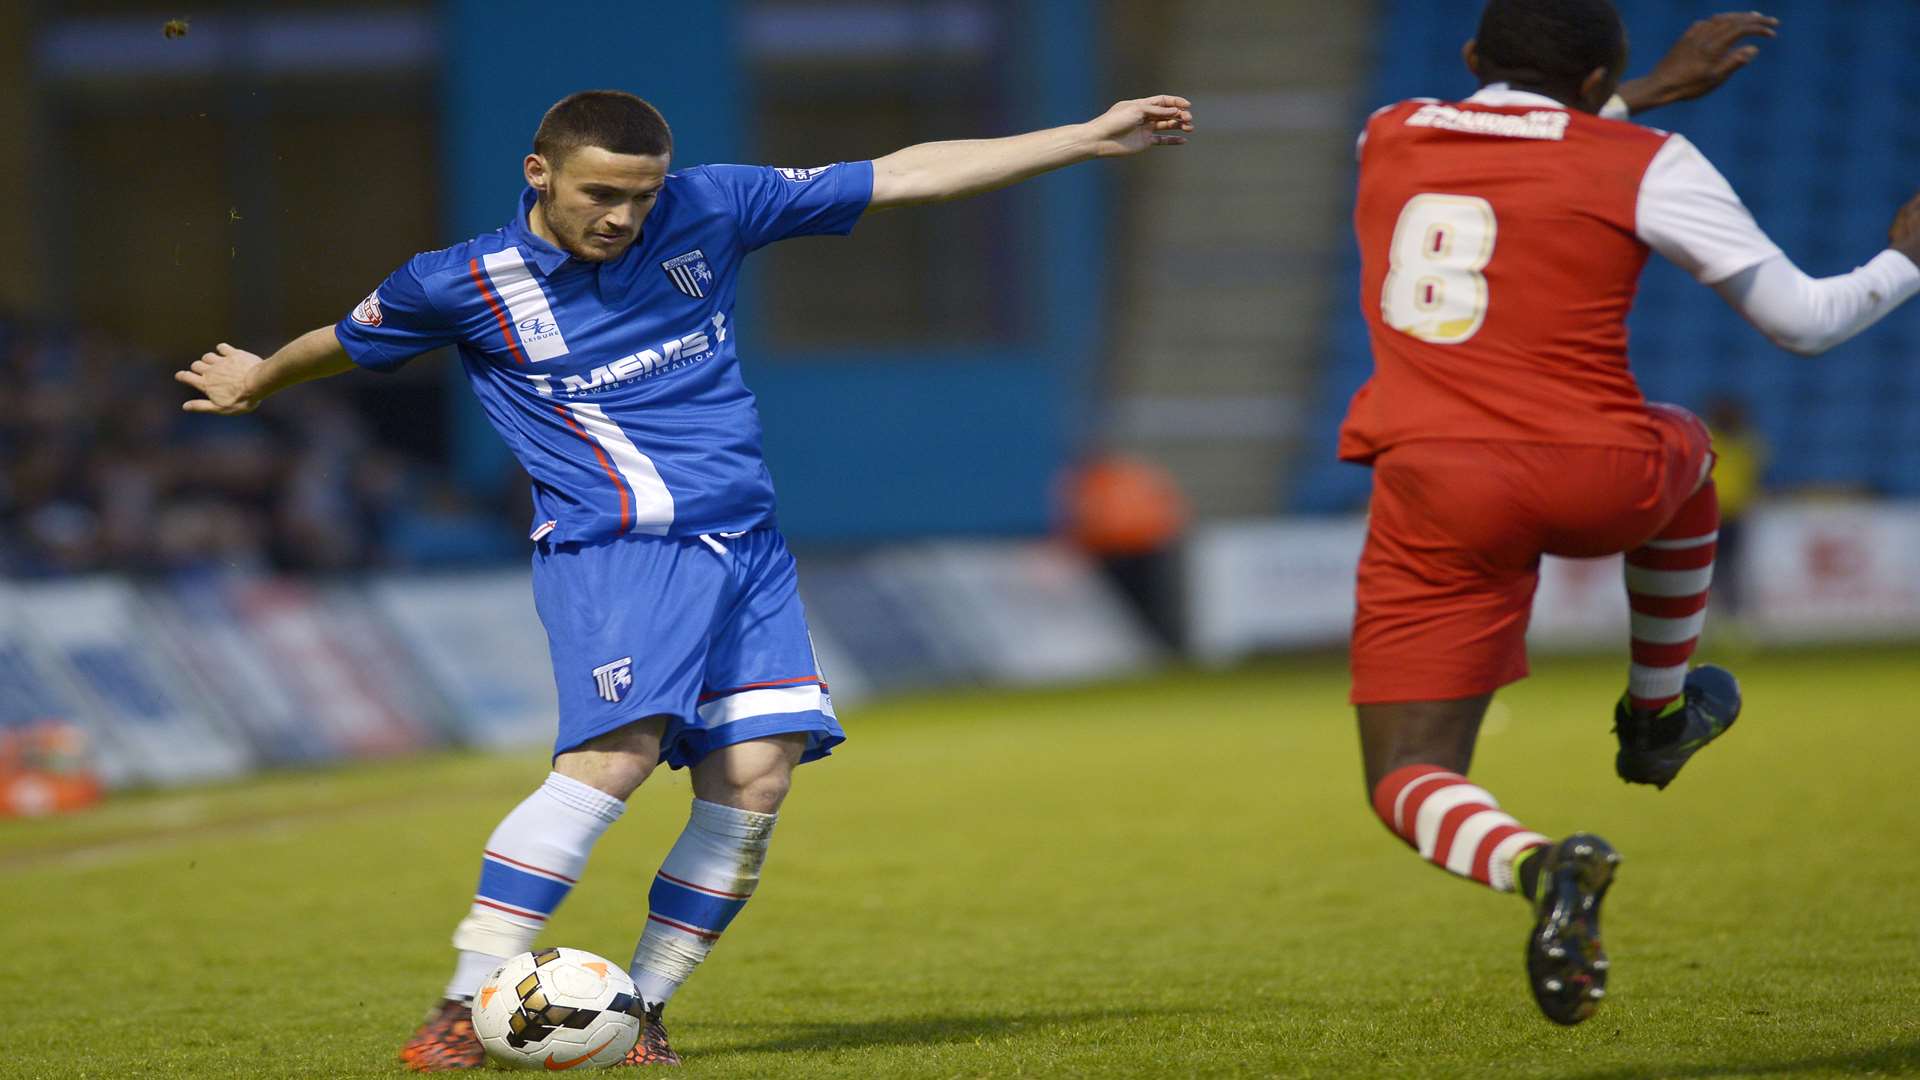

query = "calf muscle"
[[1356, 695, 1494, 792]]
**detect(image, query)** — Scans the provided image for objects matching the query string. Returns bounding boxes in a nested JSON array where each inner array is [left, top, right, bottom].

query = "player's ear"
[[1462, 39, 1483, 81], [1578, 65, 1615, 114], [525, 153, 551, 194]]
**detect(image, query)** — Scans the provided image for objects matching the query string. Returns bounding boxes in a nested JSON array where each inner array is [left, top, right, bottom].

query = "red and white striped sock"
[[1371, 764, 1549, 893], [1624, 481, 1719, 713]]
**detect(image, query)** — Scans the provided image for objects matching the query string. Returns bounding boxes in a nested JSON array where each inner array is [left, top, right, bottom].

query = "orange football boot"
[[615, 1003, 682, 1066], [399, 998, 486, 1072]]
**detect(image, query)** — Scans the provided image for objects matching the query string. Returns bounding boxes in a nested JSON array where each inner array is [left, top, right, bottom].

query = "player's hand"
[[1889, 191, 1920, 265], [1623, 12, 1779, 113], [175, 342, 264, 415], [1083, 95, 1193, 157]]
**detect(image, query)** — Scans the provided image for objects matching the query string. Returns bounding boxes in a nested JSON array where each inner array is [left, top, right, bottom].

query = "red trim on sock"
[[655, 870, 751, 900], [1432, 800, 1496, 865], [1374, 769, 1545, 891], [1626, 543, 1718, 571], [1371, 764, 1469, 843], [1629, 592, 1710, 619], [646, 913, 719, 941], [1630, 641, 1698, 669], [483, 849, 579, 884], [1398, 773, 1471, 838], [473, 897, 547, 922], [1469, 825, 1534, 884], [1371, 765, 1444, 825]]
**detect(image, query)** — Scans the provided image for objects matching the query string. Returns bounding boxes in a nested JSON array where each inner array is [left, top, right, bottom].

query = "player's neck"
[[527, 200, 564, 252], [1481, 80, 1590, 114]]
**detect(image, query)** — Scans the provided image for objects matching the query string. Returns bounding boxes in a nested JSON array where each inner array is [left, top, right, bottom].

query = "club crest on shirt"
[[351, 291, 384, 326], [661, 250, 712, 299], [776, 166, 831, 182], [591, 657, 633, 704]]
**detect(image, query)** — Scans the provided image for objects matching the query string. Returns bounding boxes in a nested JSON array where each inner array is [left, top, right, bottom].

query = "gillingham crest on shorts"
[[661, 250, 713, 299], [591, 657, 633, 704]]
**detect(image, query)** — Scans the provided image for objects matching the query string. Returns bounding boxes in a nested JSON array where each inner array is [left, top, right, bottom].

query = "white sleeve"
[[1636, 134, 1782, 285], [1712, 251, 1920, 357]]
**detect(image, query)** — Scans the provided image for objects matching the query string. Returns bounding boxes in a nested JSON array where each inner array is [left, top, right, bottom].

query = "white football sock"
[[446, 950, 507, 1003], [629, 798, 776, 1006], [442, 771, 624, 1000]]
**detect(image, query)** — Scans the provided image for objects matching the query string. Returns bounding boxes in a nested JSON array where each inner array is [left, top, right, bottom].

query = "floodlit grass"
[[4, 648, 1917, 1078]]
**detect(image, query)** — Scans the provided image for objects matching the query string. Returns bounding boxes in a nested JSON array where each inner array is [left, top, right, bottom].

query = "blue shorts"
[[530, 528, 844, 768]]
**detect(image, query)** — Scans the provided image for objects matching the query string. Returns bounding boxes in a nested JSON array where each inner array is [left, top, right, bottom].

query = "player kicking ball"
[[1343, 0, 1920, 1024], [176, 90, 1192, 1069]]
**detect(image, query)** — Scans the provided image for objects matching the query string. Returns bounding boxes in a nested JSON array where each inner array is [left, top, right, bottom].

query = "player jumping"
[[1343, 0, 1920, 1024], [177, 90, 1192, 1069]]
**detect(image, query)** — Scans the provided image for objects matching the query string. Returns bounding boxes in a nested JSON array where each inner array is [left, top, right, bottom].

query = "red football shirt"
[[1339, 92, 1675, 463]]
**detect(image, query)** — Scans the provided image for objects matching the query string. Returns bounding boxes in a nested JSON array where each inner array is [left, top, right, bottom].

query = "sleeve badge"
[[351, 291, 384, 326]]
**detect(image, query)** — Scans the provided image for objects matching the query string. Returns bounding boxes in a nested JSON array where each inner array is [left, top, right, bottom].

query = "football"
[[472, 947, 643, 1070]]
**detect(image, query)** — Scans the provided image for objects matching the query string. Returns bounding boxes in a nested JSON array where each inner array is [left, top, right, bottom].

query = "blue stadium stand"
[[1292, 0, 1920, 511]]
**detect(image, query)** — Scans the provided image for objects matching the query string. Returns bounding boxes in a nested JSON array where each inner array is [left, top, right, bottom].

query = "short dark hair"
[[533, 90, 673, 168], [1475, 0, 1625, 91]]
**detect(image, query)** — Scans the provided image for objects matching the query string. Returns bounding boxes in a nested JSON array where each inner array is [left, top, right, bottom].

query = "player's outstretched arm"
[[1615, 12, 1778, 116], [1711, 193, 1920, 357], [174, 326, 354, 415], [866, 95, 1193, 212]]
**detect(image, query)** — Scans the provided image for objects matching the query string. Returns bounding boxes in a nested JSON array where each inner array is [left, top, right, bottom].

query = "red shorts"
[[1350, 405, 1713, 705]]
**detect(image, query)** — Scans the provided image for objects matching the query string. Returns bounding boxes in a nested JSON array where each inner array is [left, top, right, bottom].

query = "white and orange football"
[[472, 947, 643, 1070]]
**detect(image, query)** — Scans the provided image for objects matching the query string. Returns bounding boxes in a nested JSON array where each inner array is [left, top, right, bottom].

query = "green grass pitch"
[[4, 648, 1918, 1078]]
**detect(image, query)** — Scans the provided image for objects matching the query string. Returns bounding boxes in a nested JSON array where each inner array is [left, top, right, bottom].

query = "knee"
[[692, 734, 805, 813], [554, 715, 669, 801], [703, 767, 791, 815], [558, 752, 657, 801], [1356, 698, 1488, 795]]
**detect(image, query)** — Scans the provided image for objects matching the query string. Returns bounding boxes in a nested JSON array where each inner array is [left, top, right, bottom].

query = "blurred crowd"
[[0, 319, 522, 577]]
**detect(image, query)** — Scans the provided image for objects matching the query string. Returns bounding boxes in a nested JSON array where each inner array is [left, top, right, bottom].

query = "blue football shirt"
[[334, 161, 874, 543]]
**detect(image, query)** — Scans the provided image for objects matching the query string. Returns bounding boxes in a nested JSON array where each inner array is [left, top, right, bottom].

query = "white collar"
[[1464, 83, 1569, 110]]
